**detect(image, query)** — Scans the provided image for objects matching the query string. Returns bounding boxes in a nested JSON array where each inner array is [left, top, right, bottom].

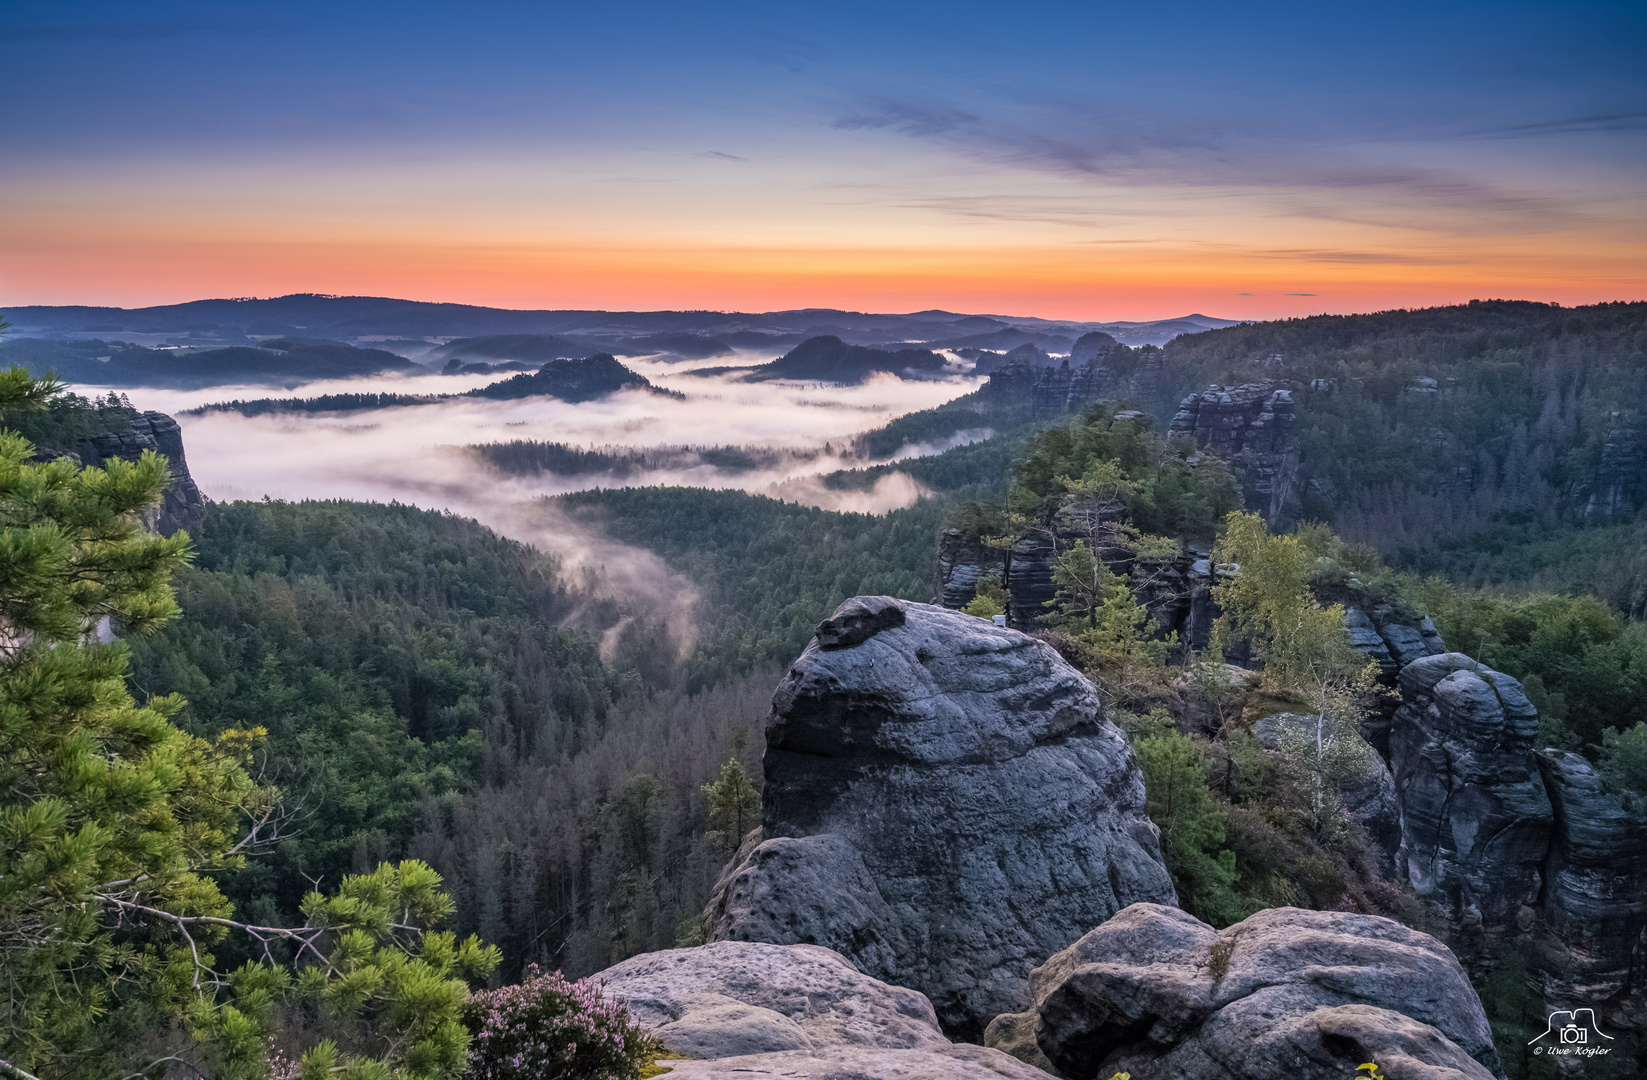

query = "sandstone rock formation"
[[1534, 749, 1647, 1050], [1579, 409, 1642, 519], [1168, 381, 1300, 525], [1344, 605, 1446, 682], [933, 529, 1004, 610], [986, 903, 1498, 1080], [1389, 653, 1553, 951], [40, 407, 206, 534], [1380, 654, 1647, 1070], [702, 597, 1176, 1039], [1068, 331, 1119, 365], [658, 1044, 1057, 1079], [593, 940, 948, 1059]]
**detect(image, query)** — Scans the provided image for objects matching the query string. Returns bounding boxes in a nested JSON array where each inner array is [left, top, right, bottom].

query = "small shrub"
[[962, 574, 1008, 619], [465, 966, 658, 1080], [1207, 938, 1233, 980]]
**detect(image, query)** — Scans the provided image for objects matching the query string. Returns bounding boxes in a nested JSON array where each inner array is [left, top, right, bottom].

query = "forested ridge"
[[1158, 301, 1647, 587]]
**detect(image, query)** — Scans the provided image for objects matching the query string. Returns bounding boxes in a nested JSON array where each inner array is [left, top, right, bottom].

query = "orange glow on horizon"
[[4, 195, 1642, 320]]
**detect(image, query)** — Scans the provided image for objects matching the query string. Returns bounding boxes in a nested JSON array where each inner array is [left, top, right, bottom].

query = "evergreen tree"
[[0, 368, 497, 1080], [1132, 730, 1247, 926], [0, 365, 212, 1075], [702, 757, 759, 850]]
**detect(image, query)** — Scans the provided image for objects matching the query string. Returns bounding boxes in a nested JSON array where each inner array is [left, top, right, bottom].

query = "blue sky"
[[4, 1, 1643, 316]]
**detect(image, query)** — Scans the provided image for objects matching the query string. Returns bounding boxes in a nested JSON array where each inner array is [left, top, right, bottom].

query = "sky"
[[3, 0, 1644, 320]]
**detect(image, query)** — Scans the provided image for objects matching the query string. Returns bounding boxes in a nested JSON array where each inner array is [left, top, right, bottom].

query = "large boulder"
[[658, 1044, 1057, 1079], [703, 597, 1175, 1039], [593, 940, 947, 1060], [987, 903, 1498, 1080], [1389, 654, 1553, 953]]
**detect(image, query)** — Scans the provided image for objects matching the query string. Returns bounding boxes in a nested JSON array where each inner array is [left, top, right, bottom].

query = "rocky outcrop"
[[44, 407, 206, 535], [593, 940, 948, 1059], [1344, 606, 1446, 682], [1068, 331, 1118, 365], [1579, 410, 1642, 519], [703, 597, 1176, 1040], [1534, 750, 1647, 1054], [659, 1044, 1058, 1079], [1379, 654, 1647, 1071], [986, 903, 1498, 1080], [933, 529, 1003, 610], [1389, 654, 1553, 954], [981, 357, 1114, 420], [1168, 382, 1300, 524]]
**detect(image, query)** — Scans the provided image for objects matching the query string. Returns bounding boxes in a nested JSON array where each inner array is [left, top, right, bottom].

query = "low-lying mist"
[[86, 359, 986, 660]]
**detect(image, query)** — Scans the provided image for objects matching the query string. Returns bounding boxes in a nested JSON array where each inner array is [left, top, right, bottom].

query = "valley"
[[4, 297, 1645, 1080]]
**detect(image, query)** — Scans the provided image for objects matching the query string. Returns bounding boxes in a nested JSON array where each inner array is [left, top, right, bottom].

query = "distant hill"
[[189, 354, 678, 414], [744, 336, 948, 384], [927, 327, 1075, 353], [619, 333, 734, 360], [466, 354, 679, 403], [1, 294, 1229, 353], [0, 335, 413, 388], [435, 334, 604, 363]]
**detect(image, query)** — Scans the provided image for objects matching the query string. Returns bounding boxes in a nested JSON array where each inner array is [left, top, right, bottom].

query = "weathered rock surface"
[[1389, 654, 1553, 952], [659, 1044, 1057, 1079], [1534, 750, 1647, 1054], [593, 940, 947, 1059], [986, 903, 1498, 1080], [980, 355, 1113, 420], [1168, 381, 1299, 524], [703, 598, 1176, 1040], [1344, 605, 1446, 682], [933, 528, 1004, 610]]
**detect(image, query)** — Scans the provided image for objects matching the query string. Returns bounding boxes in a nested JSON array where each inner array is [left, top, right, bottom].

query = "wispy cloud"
[[888, 194, 1136, 229], [834, 97, 983, 137], [1465, 111, 1647, 138], [1249, 248, 1454, 265], [701, 150, 750, 162], [1286, 292, 1317, 296], [828, 92, 1596, 236]]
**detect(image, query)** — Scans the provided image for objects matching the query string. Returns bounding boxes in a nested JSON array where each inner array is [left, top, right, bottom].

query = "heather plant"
[[464, 966, 657, 1080]]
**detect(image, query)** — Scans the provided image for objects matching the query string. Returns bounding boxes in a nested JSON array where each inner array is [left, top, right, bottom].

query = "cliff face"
[[1167, 382, 1300, 525], [1579, 410, 1643, 520], [37, 407, 206, 535]]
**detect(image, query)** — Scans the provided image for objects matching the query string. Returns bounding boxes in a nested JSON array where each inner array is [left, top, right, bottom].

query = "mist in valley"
[[81, 357, 987, 659]]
